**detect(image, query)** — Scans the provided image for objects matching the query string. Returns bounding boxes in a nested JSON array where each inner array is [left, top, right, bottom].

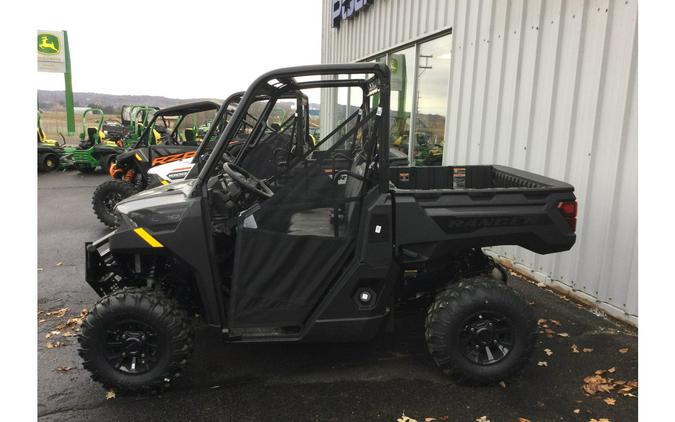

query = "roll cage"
[[133, 101, 222, 148], [196, 63, 391, 194]]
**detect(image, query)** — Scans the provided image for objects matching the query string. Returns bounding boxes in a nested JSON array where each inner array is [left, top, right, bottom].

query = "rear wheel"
[[40, 153, 60, 172], [425, 276, 536, 384], [92, 180, 138, 228], [78, 288, 194, 392]]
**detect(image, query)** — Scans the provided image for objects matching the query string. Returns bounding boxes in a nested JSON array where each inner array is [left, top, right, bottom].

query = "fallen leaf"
[[583, 348, 594, 353], [537, 318, 547, 326], [619, 348, 629, 354], [544, 348, 553, 356], [38, 319, 46, 323], [537, 361, 548, 367], [517, 418, 531, 422], [603, 398, 616, 406], [62, 331, 76, 337], [571, 344, 580, 353], [55, 366, 73, 373], [573, 409, 580, 414], [589, 419, 612, 422], [46, 341, 64, 349], [56, 262, 63, 266], [475, 417, 490, 422], [594, 369, 606, 375], [550, 319, 561, 326], [498, 381, 506, 388], [424, 418, 436, 422], [557, 332, 570, 337], [45, 307, 69, 318], [105, 389, 116, 400], [536, 282, 546, 287], [607, 367, 616, 373]]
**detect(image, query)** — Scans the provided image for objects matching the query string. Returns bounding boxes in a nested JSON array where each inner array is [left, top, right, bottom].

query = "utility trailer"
[[78, 63, 577, 392]]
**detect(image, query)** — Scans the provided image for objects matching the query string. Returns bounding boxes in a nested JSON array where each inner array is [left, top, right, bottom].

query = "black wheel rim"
[[103, 191, 123, 213], [104, 320, 161, 374], [458, 311, 514, 365]]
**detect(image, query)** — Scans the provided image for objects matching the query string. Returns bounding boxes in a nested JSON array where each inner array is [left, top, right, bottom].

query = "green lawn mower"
[[60, 108, 125, 174], [118, 105, 159, 148], [37, 111, 65, 172]]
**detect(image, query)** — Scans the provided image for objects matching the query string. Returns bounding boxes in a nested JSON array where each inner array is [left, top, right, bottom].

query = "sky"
[[37, 0, 322, 99]]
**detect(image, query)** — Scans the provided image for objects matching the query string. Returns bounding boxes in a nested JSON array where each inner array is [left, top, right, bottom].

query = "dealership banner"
[[37, 30, 66, 73]]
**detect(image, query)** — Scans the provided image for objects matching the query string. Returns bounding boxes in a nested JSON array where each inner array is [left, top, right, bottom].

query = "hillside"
[[37, 90, 220, 114]]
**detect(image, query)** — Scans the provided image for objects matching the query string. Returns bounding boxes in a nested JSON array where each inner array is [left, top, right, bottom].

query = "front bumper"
[[85, 231, 116, 296]]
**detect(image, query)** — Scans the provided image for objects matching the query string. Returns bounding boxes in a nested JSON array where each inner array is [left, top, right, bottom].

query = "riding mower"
[[59, 108, 125, 174], [37, 111, 65, 172], [119, 106, 160, 148], [92, 101, 222, 227]]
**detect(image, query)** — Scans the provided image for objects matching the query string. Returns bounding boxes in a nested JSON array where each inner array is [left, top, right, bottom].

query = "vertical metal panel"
[[321, 0, 638, 323]]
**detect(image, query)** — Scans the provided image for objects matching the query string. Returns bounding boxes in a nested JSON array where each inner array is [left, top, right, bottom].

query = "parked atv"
[[37, 111, 65, 172], [60, 108, 125, 173], [80, 64, 578, 392], [91, 101, 221, 228]]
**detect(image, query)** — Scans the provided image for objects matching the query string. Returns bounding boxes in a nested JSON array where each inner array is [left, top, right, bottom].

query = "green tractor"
[[60, 108, 125, 174], [37, 111, 65, 172]]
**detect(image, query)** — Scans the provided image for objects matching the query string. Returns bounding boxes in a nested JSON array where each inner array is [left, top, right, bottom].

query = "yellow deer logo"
[[37, 34, 60, 55]]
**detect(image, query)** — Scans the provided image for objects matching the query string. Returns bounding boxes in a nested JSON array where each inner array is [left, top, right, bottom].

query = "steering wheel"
[[222, 162, 273, 198]]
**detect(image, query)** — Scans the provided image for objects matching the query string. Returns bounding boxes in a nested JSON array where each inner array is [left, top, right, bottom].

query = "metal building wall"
[[321, 0, 638, 324]]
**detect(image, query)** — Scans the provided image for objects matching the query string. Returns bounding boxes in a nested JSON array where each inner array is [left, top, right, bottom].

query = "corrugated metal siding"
[[321, 0, 638, 324]]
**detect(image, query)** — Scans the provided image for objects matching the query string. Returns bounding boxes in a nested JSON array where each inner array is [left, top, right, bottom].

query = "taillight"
[[557, 200, 578, 232]]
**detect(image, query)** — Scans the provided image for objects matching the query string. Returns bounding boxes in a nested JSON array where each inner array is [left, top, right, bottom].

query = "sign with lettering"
[[331, 0, 375, 28], [37, 30, 66, 73]]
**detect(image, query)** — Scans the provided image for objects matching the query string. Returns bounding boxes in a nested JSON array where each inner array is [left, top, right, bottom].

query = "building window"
[[413, 33, 452, 165], [387, 47, 415, 159]]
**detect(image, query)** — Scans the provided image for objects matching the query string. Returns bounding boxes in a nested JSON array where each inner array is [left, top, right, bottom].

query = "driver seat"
[[286, 150, 367, 238]]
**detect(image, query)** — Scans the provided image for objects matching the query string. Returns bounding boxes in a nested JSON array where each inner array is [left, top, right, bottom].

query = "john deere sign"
[[37, 31, 65, 73], [38, 29, 75, 135]]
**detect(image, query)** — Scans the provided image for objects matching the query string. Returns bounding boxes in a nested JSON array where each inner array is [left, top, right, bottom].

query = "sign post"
[[37, 30, 75, 135]]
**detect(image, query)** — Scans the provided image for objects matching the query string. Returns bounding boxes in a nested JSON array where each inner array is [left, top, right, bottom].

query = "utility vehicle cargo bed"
[[389, 165, 576, 257]]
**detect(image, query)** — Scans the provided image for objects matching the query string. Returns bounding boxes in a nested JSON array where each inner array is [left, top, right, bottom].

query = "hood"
[[116, 179, 196, 216]]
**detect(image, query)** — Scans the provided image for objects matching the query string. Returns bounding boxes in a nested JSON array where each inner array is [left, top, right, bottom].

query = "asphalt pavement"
[[38, 170, 638, 422]]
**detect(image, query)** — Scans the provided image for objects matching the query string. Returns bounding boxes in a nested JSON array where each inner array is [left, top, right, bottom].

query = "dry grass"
[[39, 111, 119, 144]]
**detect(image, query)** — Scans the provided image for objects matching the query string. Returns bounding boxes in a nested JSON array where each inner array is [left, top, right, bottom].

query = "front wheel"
[[78, 288, 194, 392], [92, 180, 138, 228], [425, 276, 536, 384]]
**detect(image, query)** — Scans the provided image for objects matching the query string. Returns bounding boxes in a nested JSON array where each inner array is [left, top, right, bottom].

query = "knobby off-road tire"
[[78, 288, 194, 393], [92, 180, 137, 229], [425, 276, 537, 384]]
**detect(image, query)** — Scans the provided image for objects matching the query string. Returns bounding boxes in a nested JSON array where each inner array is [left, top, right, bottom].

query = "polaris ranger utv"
[[80, 64, 577, 392]]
